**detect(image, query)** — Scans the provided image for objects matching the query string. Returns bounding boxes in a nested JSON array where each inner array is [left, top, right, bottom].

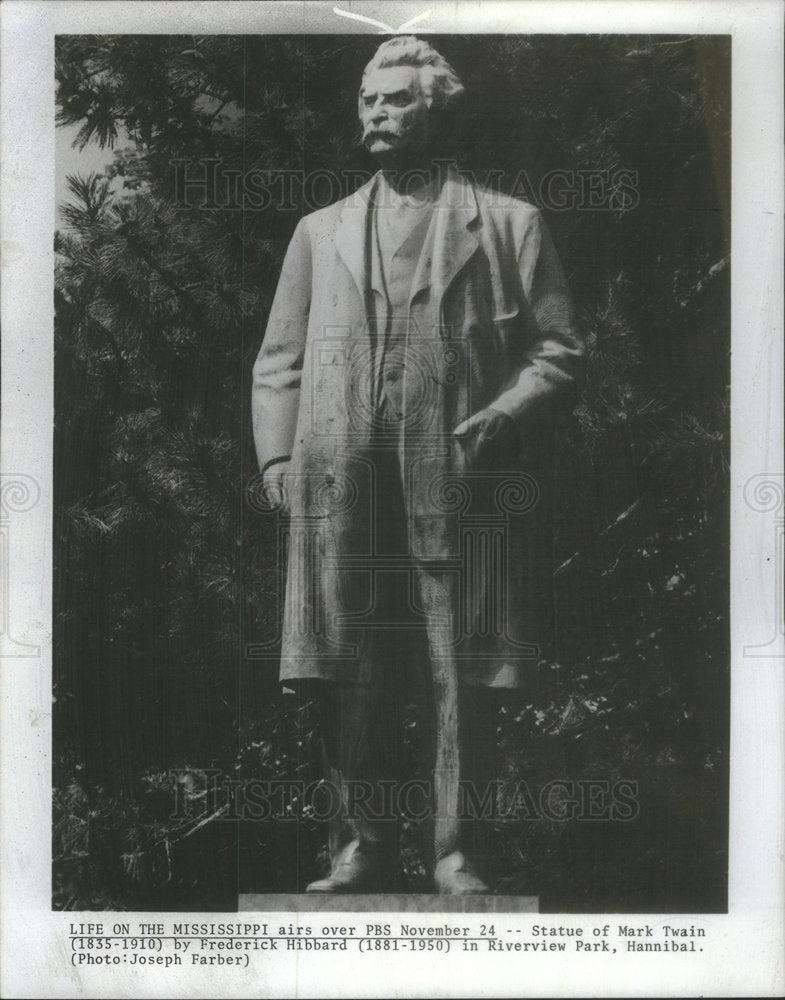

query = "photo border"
[[1, 2, 782, 997]]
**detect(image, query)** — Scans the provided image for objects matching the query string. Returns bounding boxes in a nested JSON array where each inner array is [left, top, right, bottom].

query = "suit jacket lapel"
[[334, 173, 378, 302], [410, 168, 480, 308], [334, 168, 480, 312]]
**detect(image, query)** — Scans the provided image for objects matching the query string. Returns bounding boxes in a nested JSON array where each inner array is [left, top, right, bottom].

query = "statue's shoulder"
[[300, 175, 377, 235], [470, 178, 540, 222], [301, 197, 344, 229]]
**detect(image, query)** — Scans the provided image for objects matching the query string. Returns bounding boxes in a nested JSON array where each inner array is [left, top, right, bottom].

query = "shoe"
[[306, 838, 388, 893], [434, 850, 490, 895]]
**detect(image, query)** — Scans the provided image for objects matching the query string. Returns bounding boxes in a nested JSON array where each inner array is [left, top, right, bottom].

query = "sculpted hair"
[[360, 36, 465, 110]]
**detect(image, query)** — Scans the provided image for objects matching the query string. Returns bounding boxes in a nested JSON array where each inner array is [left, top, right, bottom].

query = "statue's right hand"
[[262, 460, 291, 514]]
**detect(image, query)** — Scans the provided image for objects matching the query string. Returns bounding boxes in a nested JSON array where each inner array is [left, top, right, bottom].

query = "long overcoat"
[[252, 168, 585, 688]]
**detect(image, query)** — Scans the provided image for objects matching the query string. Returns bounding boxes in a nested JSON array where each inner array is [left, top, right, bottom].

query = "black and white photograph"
[[52, 25, 731, 913], [1, 2, 783, 997]]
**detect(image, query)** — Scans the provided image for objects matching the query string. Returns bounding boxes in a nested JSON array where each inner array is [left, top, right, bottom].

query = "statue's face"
[[359, 65, 431, 162]]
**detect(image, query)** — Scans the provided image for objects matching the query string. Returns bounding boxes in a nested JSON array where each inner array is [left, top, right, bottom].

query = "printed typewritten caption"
[[67, 917, 710, 968]]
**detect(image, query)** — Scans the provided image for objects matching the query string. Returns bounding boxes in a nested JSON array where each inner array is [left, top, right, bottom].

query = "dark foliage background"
[[54, 34, 730, 911]]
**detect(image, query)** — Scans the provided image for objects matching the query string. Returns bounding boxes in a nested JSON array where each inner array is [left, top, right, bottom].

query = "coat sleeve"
[[251, 217, 312, 471], [490, 209, 585, 422]]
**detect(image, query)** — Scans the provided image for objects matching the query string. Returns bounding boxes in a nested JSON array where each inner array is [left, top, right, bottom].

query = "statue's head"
[[358, 36, 465, 167]]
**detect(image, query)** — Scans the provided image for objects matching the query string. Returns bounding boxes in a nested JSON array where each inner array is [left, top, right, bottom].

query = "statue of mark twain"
[[252, 36, 585, 894]]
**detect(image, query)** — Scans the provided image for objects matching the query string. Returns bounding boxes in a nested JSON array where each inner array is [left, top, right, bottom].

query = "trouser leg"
[[415, 567, 498, 892], [320, 667, 402, 858], [458, 684, 504, 881], [411, 569, 459, 862], [307, 443, 410, 891], [306, 668, 402, 892]]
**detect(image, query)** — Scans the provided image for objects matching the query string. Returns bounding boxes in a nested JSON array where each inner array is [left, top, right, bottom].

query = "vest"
[[369, 190, 435, 428]]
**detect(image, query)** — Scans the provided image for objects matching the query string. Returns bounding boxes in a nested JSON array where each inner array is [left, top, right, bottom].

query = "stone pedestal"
[[239, 894, 538, 912]]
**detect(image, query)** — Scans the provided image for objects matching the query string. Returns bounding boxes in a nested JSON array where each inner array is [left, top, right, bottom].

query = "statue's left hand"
[[452, 407, 518, 469]]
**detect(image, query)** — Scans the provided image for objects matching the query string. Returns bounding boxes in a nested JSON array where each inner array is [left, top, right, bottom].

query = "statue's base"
[[239, 894, 538, 912]]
